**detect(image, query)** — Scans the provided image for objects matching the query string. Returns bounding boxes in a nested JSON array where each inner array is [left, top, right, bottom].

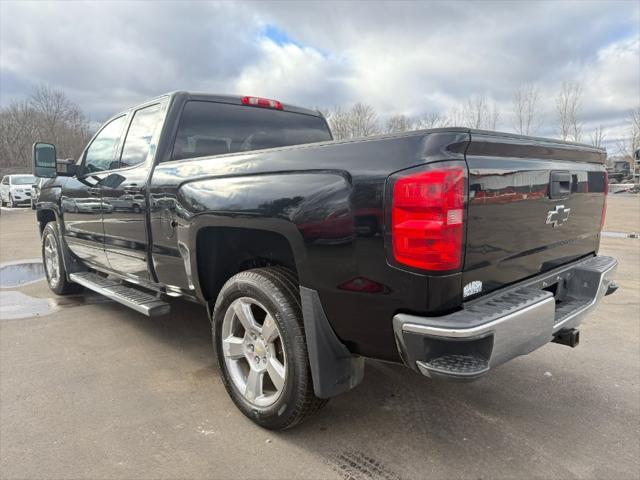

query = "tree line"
[[1, 83, 638, 176], [323, 82, 637, 152], [0, 85, 93, 175]]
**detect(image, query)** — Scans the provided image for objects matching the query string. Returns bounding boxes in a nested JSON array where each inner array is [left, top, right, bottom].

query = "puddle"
[[0, 259, 45, 288], [602, 231, 639, 239], [0, 290, 57, 320], [0, 290, 112, 320]]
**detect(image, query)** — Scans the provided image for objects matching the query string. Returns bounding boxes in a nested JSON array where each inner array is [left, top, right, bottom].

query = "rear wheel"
[[42, 222, 81, 295], [213, 267, 327, 430]]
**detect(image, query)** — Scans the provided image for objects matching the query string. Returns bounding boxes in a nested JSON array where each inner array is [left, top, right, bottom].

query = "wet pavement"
[[0, 198, 639, 479], [0, 259, 45, 288]]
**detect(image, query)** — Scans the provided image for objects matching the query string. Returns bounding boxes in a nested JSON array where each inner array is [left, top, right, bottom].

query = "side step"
[[416, 354, 490, 380], [69, 272, 170, 317]]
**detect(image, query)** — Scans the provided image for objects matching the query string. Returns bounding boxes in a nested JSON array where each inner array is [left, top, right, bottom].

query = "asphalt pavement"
[[0, 196, 638, 479]]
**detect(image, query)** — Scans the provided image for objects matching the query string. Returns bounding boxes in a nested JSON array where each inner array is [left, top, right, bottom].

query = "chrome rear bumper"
[[393, 255, 617, 380]]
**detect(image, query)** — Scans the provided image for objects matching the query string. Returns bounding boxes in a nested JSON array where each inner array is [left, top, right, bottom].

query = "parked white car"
[[0, 174, 36, 207]]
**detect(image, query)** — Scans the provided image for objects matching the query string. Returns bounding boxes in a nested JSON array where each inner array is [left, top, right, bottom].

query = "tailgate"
[[463, 132, 607, 298]]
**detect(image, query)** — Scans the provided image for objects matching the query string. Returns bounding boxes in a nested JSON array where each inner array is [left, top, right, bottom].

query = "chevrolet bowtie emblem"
[[546, 205, 571, 228]]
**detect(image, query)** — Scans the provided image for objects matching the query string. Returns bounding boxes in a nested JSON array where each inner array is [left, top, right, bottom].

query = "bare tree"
[[616, 107, 640, 178], [29, 84, 92, 160], [349, 103, 379, 137], [323, 103, 380, 139], [512, 85, 541, 135], [321, 106, 351, 141], [589, 125, 606, 149], [0, 84, 92, 175], [414, 112, 449, 129], [384, 114, 413, 134], [617, 107, 640, 157], [555, 81, 583, 142], [444, 106, 466, 128], [461, 94, 499, 130]]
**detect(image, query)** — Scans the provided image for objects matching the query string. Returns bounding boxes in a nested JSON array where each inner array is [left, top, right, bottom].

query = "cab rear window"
[[171, 100, 331, 161]]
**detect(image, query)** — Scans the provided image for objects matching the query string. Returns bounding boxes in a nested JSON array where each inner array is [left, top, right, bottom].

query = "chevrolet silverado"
[[32, 92, 617, 430]]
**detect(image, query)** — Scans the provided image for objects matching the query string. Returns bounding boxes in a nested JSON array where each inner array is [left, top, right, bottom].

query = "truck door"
[[102, 100, 167, 280], [63, 114, 128, 268]]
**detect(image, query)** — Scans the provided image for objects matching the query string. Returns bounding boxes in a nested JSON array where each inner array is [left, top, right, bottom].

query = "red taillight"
[[241, 96, 283, 110], [600, 171, 608, 231], [391, 164, 466, 271]]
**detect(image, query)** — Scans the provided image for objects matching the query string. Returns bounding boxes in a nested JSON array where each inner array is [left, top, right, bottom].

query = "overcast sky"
[[1, 0, 638, 151]]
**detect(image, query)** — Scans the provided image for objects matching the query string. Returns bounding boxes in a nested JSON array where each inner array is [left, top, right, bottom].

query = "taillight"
[[241, 96, 283, 110], [600, 171, 608, 231], [391, 163, 466, 271]]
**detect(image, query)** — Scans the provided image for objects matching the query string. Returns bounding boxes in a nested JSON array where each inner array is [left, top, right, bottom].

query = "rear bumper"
[[393, 255, 617, 380]]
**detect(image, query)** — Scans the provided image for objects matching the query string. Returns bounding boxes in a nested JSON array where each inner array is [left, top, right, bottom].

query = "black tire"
[[8, 195, 15, 208], [42, 222, 82, 295], [212, 267, 327, 430]]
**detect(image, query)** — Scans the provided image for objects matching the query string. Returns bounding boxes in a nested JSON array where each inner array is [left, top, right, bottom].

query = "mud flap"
[[300, 286, 365, 399]]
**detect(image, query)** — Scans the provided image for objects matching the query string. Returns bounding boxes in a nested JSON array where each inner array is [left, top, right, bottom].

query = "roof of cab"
[[163, 91, 323, 118]]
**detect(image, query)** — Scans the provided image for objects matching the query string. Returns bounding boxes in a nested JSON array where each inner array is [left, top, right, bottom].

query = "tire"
[[8, 195, 15, 208], [42, 222, 82, 295], [213, 267, 327, 430]]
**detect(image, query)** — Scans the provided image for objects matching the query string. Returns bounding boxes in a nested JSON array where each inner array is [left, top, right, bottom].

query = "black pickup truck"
[[32, 92, 617, 430]]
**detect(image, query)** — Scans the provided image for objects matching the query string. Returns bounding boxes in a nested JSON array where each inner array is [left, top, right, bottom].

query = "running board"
[[69, 272, 170, 317]]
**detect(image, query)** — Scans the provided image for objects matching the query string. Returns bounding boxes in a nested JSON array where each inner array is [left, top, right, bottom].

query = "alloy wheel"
[[44, 233, 60, 288], [221, 297, 287, 408]]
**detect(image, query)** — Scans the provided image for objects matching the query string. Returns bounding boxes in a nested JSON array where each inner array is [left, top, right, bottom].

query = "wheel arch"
[[36, 208, 58, 235], [189, 218, 309, 305]]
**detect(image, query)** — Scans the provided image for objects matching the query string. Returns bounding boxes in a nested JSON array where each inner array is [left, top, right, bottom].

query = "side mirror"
[[33, 142, 57, 178]]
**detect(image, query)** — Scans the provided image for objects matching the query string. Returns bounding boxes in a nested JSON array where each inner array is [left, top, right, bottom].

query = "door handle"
[[549, 171, 572, 199], [87, 187, 101, 196]]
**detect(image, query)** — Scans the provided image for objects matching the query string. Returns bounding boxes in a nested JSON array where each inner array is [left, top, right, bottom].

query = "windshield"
[[171, 101, 332, 161], [12, 175, 36, 185]]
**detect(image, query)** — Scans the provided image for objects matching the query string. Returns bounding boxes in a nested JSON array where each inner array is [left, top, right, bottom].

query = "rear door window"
[[84, 115, 127, 173], [171, 101, 332, 161], [120, 102, 166, 168]]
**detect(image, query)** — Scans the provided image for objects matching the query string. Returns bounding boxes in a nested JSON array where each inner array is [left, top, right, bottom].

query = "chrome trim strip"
[[402, 296, 555, 338], [552, 260, 616, 332], [70, 272, 170, 317], [394, 255, 617, 379]]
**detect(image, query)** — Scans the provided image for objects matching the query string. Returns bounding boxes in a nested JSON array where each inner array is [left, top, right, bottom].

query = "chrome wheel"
[[44, 233, 60, 289], [221, 297, 287, 408]]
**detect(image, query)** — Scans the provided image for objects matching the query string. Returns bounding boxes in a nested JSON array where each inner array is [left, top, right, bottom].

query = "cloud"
[[1, 1, 264, 118], [234, 38, 352, 108], [1, 0, 638, 152]]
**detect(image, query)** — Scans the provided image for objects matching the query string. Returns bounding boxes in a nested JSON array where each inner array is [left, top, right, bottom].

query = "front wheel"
[[8, 195, 15, 208], [42, 222, 81, 295], [213, 267, 327, 430]]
